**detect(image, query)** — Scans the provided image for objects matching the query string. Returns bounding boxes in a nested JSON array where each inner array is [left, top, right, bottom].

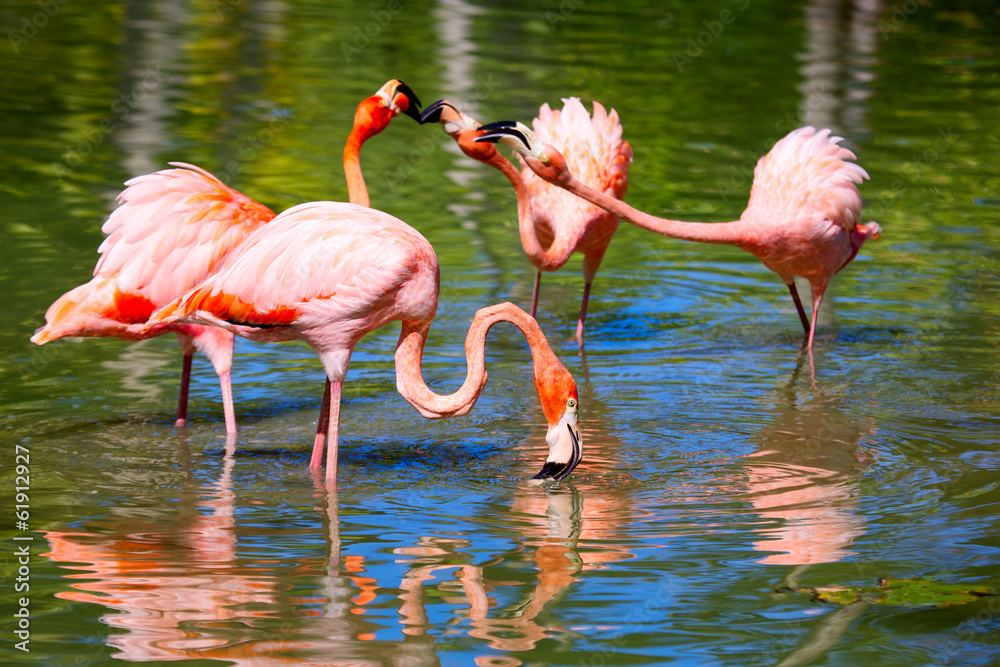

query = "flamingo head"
[[376, 79, 422, 121], [474, 121, 572, 187], [532, 357, 582, 483], [468, 302, 583, 483], [353, 79, 422, 141], [420, 99, 506, 163]]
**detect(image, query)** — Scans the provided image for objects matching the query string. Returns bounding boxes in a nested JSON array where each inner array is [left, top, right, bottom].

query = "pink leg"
[[786, 282, 811, 335], [325, 381, 343, 487], [175, 354, 193, 428], [530, 271, 541, 318], [311, 379, 332, 469], [806, 285, 827, 351], [218, 370, 237, 435], [575, 281, 592, 345]]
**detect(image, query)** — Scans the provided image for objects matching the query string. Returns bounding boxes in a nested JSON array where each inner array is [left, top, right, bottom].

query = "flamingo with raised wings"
[[31, 79, 422, 434], [421, 98, 632, 343], [145, 203, 583, 486], [476, 123, 880, 350]]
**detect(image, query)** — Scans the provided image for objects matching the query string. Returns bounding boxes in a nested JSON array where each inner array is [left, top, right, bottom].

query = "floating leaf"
[[786, 578, 994, 608], [875, 578, 992, 607], [811, 587, 863, 605]]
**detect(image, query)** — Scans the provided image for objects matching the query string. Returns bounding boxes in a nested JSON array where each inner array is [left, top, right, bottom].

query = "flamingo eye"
[[567, 398, 577, 410]]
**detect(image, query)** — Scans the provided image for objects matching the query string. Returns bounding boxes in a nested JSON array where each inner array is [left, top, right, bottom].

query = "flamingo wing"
[[533, 97, 631, 199], [153, 202, 438, 331], [32, 164, 274, 343], [95, 163, 275, 307], [742, 127, 868, 233], [524, 98, 632, 245]]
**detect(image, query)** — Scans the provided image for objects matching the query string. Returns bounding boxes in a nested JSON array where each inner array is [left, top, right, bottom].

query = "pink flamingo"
[[30, 80, 422, 434], [144, 207, 581, 489], [476, 123, 881, 350], [310, 78, 423, 458], [30, 165, 274, 433], [421, 98, 632, 343]]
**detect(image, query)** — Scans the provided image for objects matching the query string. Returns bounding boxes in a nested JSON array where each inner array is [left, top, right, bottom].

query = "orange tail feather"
[[31, 279, 158, 344]]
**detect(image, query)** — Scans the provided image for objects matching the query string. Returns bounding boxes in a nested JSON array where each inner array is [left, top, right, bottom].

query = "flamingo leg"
[[575, 281, 592, 345], [175, 353, 194, 428], [806, 285, 827, 351], [311, 379, 332, 469], [786, 282, 811, 335], [530, 271, 542, 318], [324, 380, 343, 487], [218, 370, 237, 434]]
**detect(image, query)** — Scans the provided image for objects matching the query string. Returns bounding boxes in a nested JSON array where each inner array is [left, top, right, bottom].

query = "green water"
[[2, 1, 999, 665]]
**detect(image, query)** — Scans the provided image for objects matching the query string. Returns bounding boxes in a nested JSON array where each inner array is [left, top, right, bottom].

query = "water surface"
[[2, 1, 999, 665]]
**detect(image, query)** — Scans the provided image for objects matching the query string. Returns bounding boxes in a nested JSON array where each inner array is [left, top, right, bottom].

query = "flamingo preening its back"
[[145, 203, 583, 487], [421, 98, 631, 343], [30, 79, 422, 435], [476, 123, 881, 350], [30, 164, 274, 433]]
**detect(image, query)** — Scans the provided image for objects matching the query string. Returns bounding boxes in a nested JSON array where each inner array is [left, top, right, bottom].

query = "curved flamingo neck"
[[474, 143, 577, 271], [344, 98, 394, 207], [343, 129, 370, 207], [393, 303, 562, 421], [551, 165, 753, 249]]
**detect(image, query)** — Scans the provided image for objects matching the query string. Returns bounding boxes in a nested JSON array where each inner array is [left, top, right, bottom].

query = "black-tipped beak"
[[533, 460, 571, 481], [473, 123, 531, 152], [477, 120, 519, 131], [419, 99, 454, 125], [473, 132, 503, 144], [532, 421, 582, 482], [395, 81, 422, 122]]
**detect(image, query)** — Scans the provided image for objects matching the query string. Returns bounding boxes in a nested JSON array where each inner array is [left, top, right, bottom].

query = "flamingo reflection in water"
[[741, 357, 876, 568], [389, 484, 635, 653], [43, 440, 301, 663], [42, 440, 429, 664], [42, 441, 634, 664]]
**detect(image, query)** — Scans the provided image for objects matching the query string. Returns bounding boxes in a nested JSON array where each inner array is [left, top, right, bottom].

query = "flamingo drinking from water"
[[476, 123, 881, 350], [421, 98, 632, 343], [145, 203, 582, 486], [30, 79, 423, 434]]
